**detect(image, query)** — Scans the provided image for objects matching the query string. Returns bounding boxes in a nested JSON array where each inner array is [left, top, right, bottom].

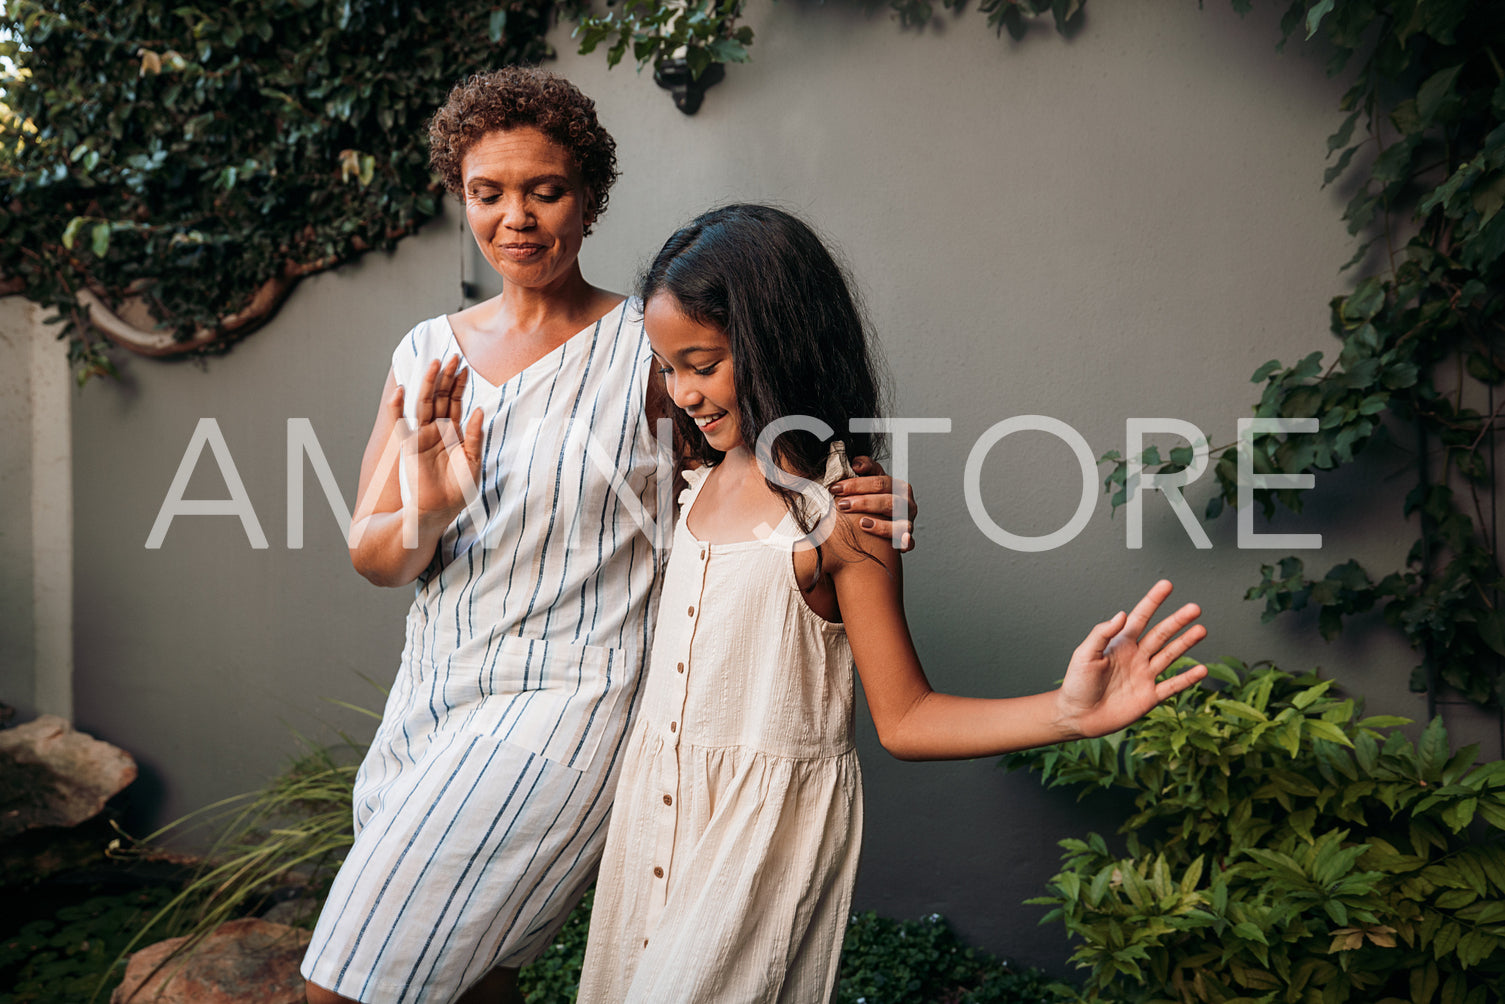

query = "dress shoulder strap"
[[678, 463, 715, 512]]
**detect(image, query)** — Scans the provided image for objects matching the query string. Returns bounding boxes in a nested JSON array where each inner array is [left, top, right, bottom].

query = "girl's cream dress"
[[578, 447, 863, 1003]]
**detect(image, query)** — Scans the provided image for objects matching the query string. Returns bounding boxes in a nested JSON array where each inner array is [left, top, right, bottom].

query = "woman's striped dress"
[[302, 299, 669, 1003]]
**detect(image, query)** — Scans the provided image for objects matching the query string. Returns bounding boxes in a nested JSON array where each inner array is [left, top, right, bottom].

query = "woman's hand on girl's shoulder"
[[831, 456, 917, 553]]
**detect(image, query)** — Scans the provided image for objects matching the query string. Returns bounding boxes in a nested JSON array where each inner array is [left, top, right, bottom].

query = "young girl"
[[576, 204, 1207, 1003]]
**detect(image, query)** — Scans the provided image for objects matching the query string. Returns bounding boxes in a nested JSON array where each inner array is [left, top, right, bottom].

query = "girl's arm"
[[347, 359, 485, 587], [827, 519, 1206, 761]]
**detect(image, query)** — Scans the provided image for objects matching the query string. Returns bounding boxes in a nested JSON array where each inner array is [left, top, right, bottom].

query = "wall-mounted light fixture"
[[654, 59, 725, 115]]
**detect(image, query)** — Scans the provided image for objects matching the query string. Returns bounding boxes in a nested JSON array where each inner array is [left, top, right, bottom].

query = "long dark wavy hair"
[[641, 204, 886, 534]]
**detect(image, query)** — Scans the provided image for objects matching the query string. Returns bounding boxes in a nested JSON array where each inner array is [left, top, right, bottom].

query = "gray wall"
[[2, 296, 71, 723], [69, 0, 1474, 973], [1, 296, 36, 720]]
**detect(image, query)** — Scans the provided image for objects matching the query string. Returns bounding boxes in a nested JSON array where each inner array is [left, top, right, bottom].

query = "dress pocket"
[[446, 635, 627, 772]]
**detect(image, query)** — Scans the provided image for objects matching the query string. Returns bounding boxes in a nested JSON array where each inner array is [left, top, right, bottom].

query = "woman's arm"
[[347, 358, 485, 587], [828, 521, 1206, 761]]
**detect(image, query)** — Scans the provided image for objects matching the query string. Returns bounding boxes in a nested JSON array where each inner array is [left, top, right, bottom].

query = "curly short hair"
[[429, 67, 619, 236]]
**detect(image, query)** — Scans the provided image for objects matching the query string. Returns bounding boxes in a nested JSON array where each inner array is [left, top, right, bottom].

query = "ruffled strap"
[[783, 442, 857, 535], [677, 463, 713, 509], [820, 440, 856, 489]]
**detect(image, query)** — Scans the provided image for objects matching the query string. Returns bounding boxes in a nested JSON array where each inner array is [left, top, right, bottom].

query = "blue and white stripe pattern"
[[303, 300, 669, 1002]]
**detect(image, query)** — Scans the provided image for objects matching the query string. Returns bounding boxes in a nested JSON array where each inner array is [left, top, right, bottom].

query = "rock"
[[260, 895, 322, 928], [112, 917, 312, 1004], [0, 715, 136, 839]]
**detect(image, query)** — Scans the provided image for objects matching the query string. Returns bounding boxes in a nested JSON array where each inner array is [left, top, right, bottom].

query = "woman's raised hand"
[[1055, 580, 1208, 740], [392, 356, 486, 526]]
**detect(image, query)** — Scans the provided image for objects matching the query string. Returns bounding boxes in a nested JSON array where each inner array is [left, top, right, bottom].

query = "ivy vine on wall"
[[0, 0, 554, 379], [1097, 0, 1505, 709]]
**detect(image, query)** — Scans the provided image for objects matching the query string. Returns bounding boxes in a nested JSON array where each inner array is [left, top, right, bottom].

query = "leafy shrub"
[[0, 885, 179, 1004], [836, 911, 1069, 1004], [516, 896, 1068, 1004], [1006, 660, 1505, 1003], [518, 888, 592, 1003]]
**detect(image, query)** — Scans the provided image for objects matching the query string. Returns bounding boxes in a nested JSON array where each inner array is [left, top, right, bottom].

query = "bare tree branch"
[[70, 249, 355, 358], [75, 287, 220, 357]]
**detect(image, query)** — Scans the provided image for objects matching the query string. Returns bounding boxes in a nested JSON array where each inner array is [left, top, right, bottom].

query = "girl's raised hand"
[[1055, 580, 1207, 740], [396, 356, 486, 524]]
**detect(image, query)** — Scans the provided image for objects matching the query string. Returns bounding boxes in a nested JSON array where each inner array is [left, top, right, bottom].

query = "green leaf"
[[1416, 65, 1464, 125], [1232, 921, 1268, 945], [1324, 144, 1359, 186], [1476, 800, 1505, 831], [1214, 700, 1269, 724], [707, 38, 751, 63], [91, 223, 111, 258], [61, 216, 87, 250], [1252, 359, 1283, 382], [1476, 610, 1505, 657], [1357, 715, 1412, 731], [1305, 720, 1353, 747], [1419, 718, 1449, 780], [488, 9, 508, 42], [1435, 889, 1478, 911], [1343, 278, 1385, 322], [1327, 110, 1360, 155], [1305, 0, 1335, 38]]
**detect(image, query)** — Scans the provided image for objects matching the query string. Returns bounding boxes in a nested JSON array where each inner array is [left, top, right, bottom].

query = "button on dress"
[[579, 448, 863, 1004]]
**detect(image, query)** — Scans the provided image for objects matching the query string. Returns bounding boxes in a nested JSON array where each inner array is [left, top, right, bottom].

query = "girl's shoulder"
[[812, 443, 901, 577], [821, 506, 901, 576]]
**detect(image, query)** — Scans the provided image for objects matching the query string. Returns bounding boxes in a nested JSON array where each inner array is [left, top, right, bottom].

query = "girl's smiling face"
[[644, 293, 741, 452]]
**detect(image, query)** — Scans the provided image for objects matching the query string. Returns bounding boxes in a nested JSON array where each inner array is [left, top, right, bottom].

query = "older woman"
[[301, 68, 911, 1004]]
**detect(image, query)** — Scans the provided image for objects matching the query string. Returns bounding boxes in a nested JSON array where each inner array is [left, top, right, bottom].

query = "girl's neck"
[[714, 445, 758, 479], [691, 445, 795, 544]]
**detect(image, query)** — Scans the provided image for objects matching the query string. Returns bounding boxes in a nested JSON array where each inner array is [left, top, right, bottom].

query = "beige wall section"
[[0, 295, 37, 720], [30, 299, 73, 719], [68, 0, 1462, 971], [0, 296, 72, 723]]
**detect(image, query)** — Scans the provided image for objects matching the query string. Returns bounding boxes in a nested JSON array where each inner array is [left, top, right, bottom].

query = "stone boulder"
[[112, 917, 312, 1004], [0, 714, 136, 839]]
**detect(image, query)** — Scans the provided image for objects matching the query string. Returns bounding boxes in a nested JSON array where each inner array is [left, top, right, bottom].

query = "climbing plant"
[[567, 0, 1081, 80], [0, 0, 554, 379], [1100, 0, 1505, 708]]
